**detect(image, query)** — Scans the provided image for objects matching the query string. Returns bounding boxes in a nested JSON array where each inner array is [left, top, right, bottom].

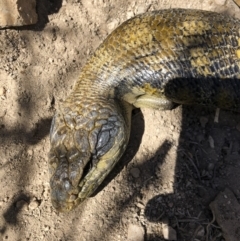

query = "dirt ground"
[[1, 0, 240, 240]]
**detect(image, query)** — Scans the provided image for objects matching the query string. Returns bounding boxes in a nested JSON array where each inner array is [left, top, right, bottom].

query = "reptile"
[[49, 8, 240, 212]]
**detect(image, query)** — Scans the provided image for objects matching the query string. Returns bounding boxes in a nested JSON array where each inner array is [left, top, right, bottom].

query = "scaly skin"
[[49, 9, 240, 212]]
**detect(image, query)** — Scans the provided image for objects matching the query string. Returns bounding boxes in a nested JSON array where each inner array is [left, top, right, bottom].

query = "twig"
[[179, 149, 201, 180], [186, 153, 201, 180], [206, 212, 216, 241], [214, 108, 220, 123], [191, 224, 204, 241]]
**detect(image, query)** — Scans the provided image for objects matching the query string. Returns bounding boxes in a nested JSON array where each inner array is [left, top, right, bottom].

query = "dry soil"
[[0, 1, 240, 241]]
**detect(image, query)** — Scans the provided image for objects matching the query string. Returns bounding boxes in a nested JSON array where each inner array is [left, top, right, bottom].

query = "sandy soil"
[[0, 0, 240, 240]]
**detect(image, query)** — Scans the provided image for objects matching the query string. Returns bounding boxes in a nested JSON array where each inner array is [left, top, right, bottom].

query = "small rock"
[[214, 0, 227, 5], [121, 216, 128, 225], [188, 222, 196, 229], [236, 122, 240, 132], [233, 0, 240, 7], [196, 225, 205, 237], [44, 225, 50, 231], [136, 202, 145, 209], [99, 218, 104, 227], [42, 188, 49, 199], [0, 87, 5, 97], [126, 11, 134, 19], [0, 0, 38, 28], [28, 199, 39, 210], [197, 133, 205, 143], [107, 19, 118, 31], [210, 188, 240, 241], [214, 108, 220, 123], [135, 6, 148, 15], [168, 202, 174, 208], [207, 163, 215, 171], [162, 224, 177, 240], [130, 167, 140, 178], [127, 224, 144, 241], [16, 200, 28, 209], [208, 136, 214, 148], [27, 149, 33, 156], [199, 116, 208, 128]]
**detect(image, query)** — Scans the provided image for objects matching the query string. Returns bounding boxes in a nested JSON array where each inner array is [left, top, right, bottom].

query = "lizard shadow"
[[143, 104, 240, 240]]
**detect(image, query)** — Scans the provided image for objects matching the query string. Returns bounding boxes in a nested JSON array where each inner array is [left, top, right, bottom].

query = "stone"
[[196, 225, 205, 238], [214, 0, 227, 5], [28, 199, 39, 210], [127, 224, 144, 241], [130, 167, 140, 178], [210, 188, 240, 241], [136, 202, 145, 209], [16, 199, 28, 209], [208, 136, 214, 148], [107, 19, 118, 31], [236, 122, 240, 132], [0, 0, 38, 28], [162, 224, 177, 240], [199, 116, 208, 128], [233, 0, 240, 7]]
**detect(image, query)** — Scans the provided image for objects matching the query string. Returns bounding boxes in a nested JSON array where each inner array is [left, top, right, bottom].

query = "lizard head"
[[49, 99, 131, 212]]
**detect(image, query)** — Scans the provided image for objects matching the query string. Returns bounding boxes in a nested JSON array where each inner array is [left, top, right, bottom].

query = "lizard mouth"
[[49, 154, 95, 212]]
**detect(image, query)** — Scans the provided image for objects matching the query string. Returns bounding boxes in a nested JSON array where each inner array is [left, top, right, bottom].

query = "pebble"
[[170, 124, 175, 131], [236, 122, 240, 132], [127, 224, 144, 241], [16, 200, 28, 209], [196, 225, 205, 237], [188, 222, 196, 229], [28, 200, 39, 210], [197, 133, 205, 143], [162, 224, 177, 240], [208, 136, 215, 148], [121, 216, 128, 225], [44, 225, 50, 231], [135, 5, 148, 14], [208, 163, 215, 171], [0, 87, 5, 97], [210, 188, 240, 241], [27, 149, 33, 156], [233, 0, 240, 7], [168, 202, 174, 208], [214, 0, 227, 5], [199, 116, 208, 128], [107, 19, 118, 31], [43, 188, 49, 199], [130, 167, 140, 178], [99, 218, 104, 227], [136, 202, 145, 209], [126, 11, 135, 19]]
